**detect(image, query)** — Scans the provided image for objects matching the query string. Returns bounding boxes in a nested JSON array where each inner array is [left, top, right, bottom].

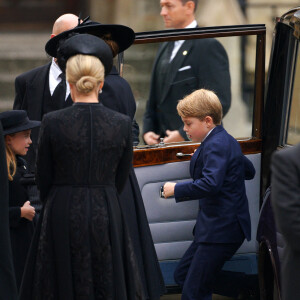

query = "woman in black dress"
[[45, 20, 165, 299], [19, 34, 144, 300]]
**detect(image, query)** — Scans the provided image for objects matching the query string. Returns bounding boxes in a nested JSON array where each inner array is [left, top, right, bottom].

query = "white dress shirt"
[[49, 59, 70, 100], [169, 20, 197, 62]]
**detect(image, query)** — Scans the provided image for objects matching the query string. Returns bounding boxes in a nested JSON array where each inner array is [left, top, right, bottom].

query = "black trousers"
[[174, 241, 242, 300]]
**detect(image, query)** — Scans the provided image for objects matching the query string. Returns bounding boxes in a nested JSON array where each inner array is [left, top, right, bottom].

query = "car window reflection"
[[123, 36, 256, 145], [287, 42, 300, 145]]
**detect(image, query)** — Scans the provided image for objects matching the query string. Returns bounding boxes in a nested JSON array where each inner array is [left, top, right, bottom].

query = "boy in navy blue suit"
[[163, 89, 255, 300]]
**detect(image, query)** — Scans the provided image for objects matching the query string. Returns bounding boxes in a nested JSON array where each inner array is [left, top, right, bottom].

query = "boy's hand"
[[163, 182, 176, 198], [21, 201, 35, 221]]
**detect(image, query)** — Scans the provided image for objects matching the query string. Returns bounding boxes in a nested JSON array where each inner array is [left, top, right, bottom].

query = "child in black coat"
[[0, 110, 40, 289]]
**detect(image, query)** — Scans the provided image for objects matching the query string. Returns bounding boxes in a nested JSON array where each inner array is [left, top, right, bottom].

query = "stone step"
[[0, 58, 49, 75], [0, 99, 13, 112], [0, 78, 14, 99], [0, 32, 49, 59], [0, 33, 157, 110]]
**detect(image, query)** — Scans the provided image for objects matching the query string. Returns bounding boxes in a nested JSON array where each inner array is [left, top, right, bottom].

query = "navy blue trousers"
[[174, 241, 242, 300]]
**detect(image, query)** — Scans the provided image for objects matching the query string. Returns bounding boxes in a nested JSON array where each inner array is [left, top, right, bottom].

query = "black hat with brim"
[[45, 19, 135, 58], [56, 33, 113, 76], [0, 110, 41, 136]]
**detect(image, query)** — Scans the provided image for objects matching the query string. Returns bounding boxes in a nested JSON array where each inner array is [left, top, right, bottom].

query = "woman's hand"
[[163, 182, 176, 198], [21, 201, 35, 221]]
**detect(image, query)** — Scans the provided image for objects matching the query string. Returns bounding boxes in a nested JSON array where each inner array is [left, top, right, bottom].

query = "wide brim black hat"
[[0, 110, 41, 135], [45, 18, 135, 58], [56, 33, 113, 76]]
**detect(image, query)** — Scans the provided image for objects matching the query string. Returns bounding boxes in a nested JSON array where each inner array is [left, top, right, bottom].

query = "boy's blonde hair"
[[177, 89, 223, 125], [66, 54, 105, 94]]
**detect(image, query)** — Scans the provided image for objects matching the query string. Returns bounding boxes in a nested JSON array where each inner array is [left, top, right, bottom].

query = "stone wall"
[[90, 0, 163, 31]]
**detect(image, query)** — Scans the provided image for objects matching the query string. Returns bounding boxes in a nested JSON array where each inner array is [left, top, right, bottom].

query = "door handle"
[[176, 152, 192, 157]]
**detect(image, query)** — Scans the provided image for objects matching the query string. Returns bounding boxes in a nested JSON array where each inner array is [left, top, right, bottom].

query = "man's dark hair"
[[180, 0, 198, 11]]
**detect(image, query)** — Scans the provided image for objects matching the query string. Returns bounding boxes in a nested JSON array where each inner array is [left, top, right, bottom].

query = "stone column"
[[89, 0, 117, 24]]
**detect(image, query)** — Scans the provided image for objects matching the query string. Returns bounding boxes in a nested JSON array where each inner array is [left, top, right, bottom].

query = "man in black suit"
[[143, 0, 231, 145], [13, 13, 79, 172], [271, 143, 300, 300]]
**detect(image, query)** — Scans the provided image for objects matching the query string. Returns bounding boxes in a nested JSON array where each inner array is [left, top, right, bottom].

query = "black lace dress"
[[19, 103, 145, 300]]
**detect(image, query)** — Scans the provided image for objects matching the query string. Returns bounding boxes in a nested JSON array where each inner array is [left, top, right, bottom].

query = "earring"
[[99, 89, 102, 94]]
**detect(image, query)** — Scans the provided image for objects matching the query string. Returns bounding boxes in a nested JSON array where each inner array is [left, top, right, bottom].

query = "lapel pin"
[[183, 50, 188, 56]]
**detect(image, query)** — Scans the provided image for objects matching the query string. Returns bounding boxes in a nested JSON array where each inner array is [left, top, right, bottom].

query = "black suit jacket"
[[14, 63, 51, 121], [271, 143, 300, 300], [143, 38, 231, 139], [14, 63, 51, 171]]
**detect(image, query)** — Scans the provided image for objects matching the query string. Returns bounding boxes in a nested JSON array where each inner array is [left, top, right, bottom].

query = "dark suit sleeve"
[[132, 119, 140, 145], [199, 39, 231, 116], [35, 116, 53, 203], [271, 147, 300, 251], [9, 207, 21, 228], [115, 118, 133, 193], [175, 139, 228, 202], [243, 155, 255, 180], [13, 76, 26, 110], [143, 57, 160, 136], [143, 89, 158, 135]]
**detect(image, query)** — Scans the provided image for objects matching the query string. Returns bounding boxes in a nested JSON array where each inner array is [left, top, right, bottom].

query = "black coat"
[[15, 64, 165, 298], [0, 124, 18, 299], [101, 66, 139, 144], [8, 156, 34, 290], [19, 103, 145, 300], [101, 67, 165, 299], [143, 38, 231, 139], [14, 63, 51, 172], [271, 143, 300, 300]]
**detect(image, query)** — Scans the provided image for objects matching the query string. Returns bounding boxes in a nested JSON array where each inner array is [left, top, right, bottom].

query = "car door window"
[[122, 25, 265, 146], [286, 42, 300, 145]]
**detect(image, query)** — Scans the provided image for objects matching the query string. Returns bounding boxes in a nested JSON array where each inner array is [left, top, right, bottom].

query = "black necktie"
[[167, 41, 175, 62], [52, 73, 66, 110]]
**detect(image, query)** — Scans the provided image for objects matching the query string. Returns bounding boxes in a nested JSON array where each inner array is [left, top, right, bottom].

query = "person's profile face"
[[160, 0, 191, 29], [182, 117, 211, 142], [5, 129, 32, 156]]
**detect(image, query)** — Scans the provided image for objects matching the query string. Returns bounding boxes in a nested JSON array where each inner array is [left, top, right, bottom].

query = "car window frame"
[[261, 8, 300, 197], [280, 33, 299, 146], [124, 24, 266, 167]]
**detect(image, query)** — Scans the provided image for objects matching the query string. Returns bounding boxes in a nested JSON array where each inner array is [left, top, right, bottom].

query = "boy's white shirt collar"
[[49, 59, 70, 100], [202, 127, 215, 143]]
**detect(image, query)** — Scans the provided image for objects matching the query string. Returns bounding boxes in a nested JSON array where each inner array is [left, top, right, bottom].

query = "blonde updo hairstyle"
[[66, 54, 105, 94]]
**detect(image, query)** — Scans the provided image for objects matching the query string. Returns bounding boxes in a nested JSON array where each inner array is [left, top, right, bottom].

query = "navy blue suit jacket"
[[175, 125, 255, 243]]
